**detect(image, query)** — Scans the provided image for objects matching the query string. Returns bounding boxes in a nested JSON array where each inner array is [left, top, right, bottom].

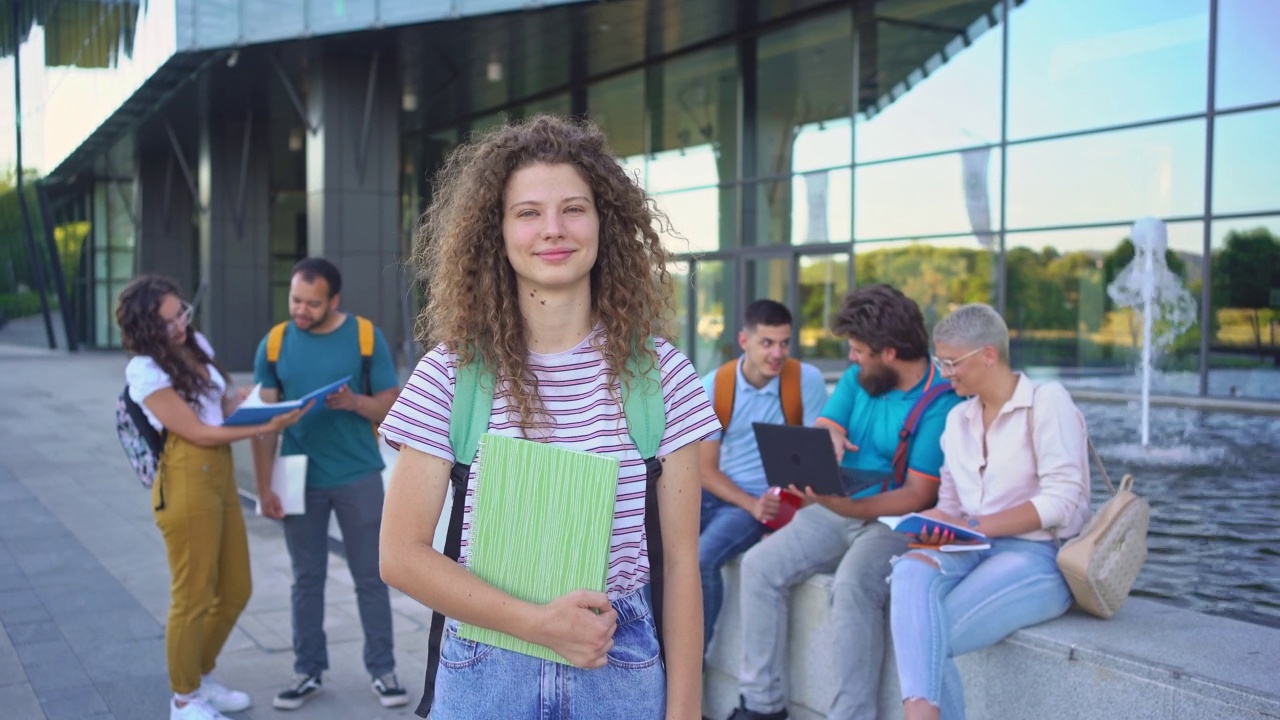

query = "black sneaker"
[[371, 672, 409, 708], [726, 696, 788, 720], [273, 673, 322, 710]]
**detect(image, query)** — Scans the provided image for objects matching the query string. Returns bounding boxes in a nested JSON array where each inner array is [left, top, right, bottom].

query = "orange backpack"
[[713, 357, 804, 429]]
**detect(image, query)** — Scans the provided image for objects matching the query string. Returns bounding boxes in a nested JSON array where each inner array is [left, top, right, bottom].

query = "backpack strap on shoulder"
[[622, 337, 665, 459], [356, 316, 375, 395], [419, 353, 495, 718], [886, 373, 954, 493], [779, 358, 803, 426], [712, 359, 737, 432], [266, 321, 289, 399]]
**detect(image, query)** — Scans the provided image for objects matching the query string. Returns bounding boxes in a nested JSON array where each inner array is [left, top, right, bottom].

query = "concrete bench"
[[702, 559, 1280, 720]]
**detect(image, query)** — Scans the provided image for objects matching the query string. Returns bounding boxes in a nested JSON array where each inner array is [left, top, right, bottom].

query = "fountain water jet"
[[1106, 217, 1198, 447]]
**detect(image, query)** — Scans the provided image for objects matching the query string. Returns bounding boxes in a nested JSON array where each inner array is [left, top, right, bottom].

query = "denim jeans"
[[700, 492, 766, 651], [282, 471, 395, 677], [889, 538, 1072, 720], [432, 589, 664, 720], [738, 505, 907, 720]]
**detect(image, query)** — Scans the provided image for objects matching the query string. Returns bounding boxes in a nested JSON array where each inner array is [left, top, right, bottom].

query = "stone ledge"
[[703, 560, 1280, 720]]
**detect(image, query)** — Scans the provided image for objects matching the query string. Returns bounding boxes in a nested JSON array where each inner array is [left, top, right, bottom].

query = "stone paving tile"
[[0, 681, 45, 720], [13, 640, 92, 695], [4, 620, 62, 648], [37, 683, 110, 720]]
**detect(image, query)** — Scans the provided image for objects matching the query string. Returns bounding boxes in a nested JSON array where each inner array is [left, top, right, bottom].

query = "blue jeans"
[[432, 589, 664, 720], [282, 471, 395, 677], [699, 492, 766, 651], [889, 538, 1072, 719]]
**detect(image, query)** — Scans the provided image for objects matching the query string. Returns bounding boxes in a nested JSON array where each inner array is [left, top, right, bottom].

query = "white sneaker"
[[199, 676, 253, 713], [170, 697, 229, 720]]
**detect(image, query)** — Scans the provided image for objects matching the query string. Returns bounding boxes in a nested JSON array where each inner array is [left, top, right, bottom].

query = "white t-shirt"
[[125, 331, 228, 431], [379, 330, 720, 598]]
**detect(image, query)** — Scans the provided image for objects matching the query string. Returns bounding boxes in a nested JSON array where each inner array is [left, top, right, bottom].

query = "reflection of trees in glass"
[[855, 244, 993, 329], [1211, 227, 1280, 349], [797, 256, 849, 358]]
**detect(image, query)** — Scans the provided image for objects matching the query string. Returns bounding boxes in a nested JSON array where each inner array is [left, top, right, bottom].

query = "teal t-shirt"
[[819, 363, 961, 497], [252, 315, 398, 489]]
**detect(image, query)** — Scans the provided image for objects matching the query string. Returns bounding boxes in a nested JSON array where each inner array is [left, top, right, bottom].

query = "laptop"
[[752, 423, 889, 497]]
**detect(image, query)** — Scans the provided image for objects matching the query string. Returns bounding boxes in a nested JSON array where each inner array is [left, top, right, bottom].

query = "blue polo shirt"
[[819, 363, 961, 497], [252, 315, 398, 489], [701, 358, 828, 498]]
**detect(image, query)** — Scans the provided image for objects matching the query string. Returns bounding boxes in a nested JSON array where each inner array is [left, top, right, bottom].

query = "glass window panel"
[[518, 94, 572, 120], [1208, 217, 1280, 399], [1008, 0, 1209, 140], [1215, 0, 1280, 110], [854, 237, 996, 333], [1006, 121, 1205, 229], [1213, 108, 1280, 215], [855, 0, 1002, 163], [856, 149, 1001, 241], [649, 46, 739, 190], [692, 259, 737, 374], [1004, 221, 1202, 374], [653, 186, 736, 254], [107, 250, 134, 280], [669, 260, 692, 352], [756, 10, 853, 178], [797, 253, 851, 364], [588, 71, 647, 165], [586, 2, 645, 77], [653, 1, 738, 55], [745, 256, 790, 307], [754, 168, 852, 246], [758, 0, 839, 23]]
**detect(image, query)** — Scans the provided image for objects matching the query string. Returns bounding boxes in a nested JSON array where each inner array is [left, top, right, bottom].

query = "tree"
[[1211, 227, 1280, 348]]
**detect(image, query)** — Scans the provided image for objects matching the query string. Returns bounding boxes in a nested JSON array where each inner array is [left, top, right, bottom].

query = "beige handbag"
[[1028, 392, 1150, 619]]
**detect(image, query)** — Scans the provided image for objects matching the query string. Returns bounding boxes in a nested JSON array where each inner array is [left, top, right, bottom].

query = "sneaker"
[[273, 673, 323, 710], [170, 697, 229, 720], [199, 676, 252, 713], [725, 696, 788, 720], [371, 672, 409, 708]]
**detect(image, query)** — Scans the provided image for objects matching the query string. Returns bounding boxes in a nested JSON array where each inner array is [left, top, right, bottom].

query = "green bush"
[[0, 292, 48, 319]]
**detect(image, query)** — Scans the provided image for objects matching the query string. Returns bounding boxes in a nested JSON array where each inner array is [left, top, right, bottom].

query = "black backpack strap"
[[416, 460, 471, 717], [641, 456, 666, 666]]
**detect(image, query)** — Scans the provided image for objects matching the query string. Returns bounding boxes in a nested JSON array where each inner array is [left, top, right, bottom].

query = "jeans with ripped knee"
[[889, 538, 1071, 720]]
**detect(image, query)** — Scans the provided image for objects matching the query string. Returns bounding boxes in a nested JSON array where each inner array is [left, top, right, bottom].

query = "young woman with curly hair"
[[379, 115, 719, 720], [117, 275, 306, 720]]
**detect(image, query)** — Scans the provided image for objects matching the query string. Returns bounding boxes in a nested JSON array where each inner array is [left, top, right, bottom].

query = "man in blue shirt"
[[250, 258, 407, 711], [726, 285, 962, 720], [699, 300, 828, 653]]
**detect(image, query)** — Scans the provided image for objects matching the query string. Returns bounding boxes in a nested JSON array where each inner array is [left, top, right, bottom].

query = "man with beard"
[[724, 284, 961, 720], [250, 257, 409, 710]]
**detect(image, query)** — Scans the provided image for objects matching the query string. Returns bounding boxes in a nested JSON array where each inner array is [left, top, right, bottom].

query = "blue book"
[[222, 375, 352, 426], [880, 512, 988, 544]]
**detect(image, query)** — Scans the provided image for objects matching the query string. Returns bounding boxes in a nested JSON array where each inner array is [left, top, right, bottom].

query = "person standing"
[[250, 257, 407, 710], [726, 284, 962, 720], [118, 275, 306, 720], [699, 299, 827, 652]]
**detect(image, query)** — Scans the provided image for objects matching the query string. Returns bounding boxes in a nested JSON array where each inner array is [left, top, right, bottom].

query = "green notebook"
[[457, 433, 620, 663]]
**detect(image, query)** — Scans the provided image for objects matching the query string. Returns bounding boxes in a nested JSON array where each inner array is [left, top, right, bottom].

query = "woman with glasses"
[[889, 303, 1092, 720], [116, 275, 308, 720]]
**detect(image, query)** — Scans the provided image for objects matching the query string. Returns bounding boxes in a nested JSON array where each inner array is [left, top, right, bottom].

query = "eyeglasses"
[[931, 347, 983, 375], [165, 302, 195, 332]]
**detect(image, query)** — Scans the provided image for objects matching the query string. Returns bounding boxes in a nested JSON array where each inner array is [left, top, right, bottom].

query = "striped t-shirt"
[[379, 330, 720, 598]]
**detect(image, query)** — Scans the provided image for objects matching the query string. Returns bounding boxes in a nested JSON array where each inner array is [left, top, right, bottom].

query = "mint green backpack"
[[415, 339, 668, 717]]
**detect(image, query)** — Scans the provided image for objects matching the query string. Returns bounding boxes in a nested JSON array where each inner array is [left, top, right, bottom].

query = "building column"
[[305, 43, 402, 349]]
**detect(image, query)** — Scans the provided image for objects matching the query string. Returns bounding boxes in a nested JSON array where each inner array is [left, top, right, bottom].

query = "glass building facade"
[[15, 0, 1280, 399]]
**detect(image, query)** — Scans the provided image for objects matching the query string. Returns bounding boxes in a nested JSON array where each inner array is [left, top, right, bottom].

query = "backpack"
[[713, 357, 804, 428], [115, 385, 168, 488], [1029, 387, 1150, 620], [266, 315, 375, 398], [884, 377, 955, 493], [415, 339, 666, 718]]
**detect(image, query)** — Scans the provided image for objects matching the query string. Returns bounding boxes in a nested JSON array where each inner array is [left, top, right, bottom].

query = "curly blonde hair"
[[412, 114, 674, 432]]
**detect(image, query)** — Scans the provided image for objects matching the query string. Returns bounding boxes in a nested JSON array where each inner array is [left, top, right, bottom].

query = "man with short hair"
[[726, 284, 962, 720], [699, 299, 828, 653], [250, 257, 408, 710]]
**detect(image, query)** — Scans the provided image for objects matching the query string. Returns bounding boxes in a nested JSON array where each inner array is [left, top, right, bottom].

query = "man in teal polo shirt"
[[250, 258, 407, 711], [725, 284, 962, 720]]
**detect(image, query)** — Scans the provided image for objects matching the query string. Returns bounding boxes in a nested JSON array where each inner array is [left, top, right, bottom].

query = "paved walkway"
[[0, 344, 434, 720]]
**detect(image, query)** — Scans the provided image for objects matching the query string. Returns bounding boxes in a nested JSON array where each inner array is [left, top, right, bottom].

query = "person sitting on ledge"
[[889, 302, 1092, 720]]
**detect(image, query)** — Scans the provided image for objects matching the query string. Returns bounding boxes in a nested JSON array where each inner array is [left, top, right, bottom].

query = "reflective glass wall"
[[400, 0, 1280, 397]]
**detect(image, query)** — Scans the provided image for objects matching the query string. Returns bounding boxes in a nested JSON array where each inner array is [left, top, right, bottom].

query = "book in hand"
[[879, 513, 991, 552], [222, 375, 351, 426], [457, 433, 619, 664]]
